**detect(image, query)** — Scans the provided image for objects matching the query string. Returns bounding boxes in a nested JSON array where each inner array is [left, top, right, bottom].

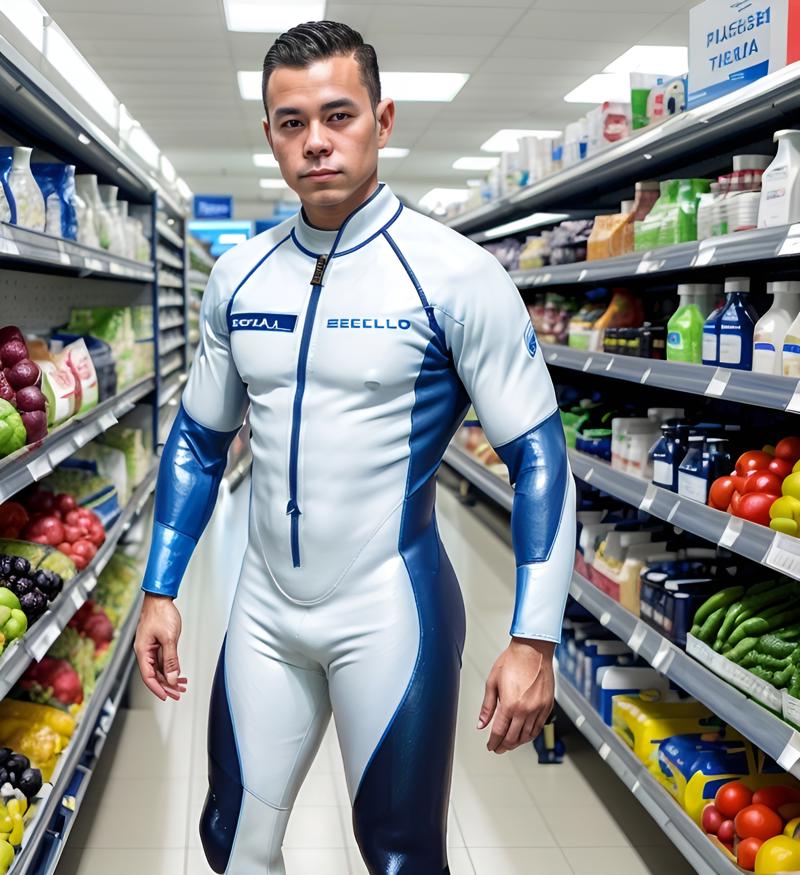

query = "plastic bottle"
[[781, 303, 800, 377], [590, 288, 643, 352], [7, 147, 45, 232], [759, 130, 800, 228], [677, 435, 708, 503], [696, 183, 720, 240], [668, 284, 705, 363], [716, 277, 759, 370], [702, 291, 727, 366], [724, 155, 771, 233], [651, 422, 690, 492], [753, 281, 800, 375]]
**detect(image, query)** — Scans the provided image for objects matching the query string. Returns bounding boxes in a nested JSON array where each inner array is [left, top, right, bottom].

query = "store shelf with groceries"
[[155, 220, 183, 252]]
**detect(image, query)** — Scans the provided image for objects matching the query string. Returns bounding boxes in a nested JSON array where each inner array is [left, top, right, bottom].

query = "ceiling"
[[44, 0, 697, 219]]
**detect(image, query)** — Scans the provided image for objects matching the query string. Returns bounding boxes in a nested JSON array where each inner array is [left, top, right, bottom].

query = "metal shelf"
[[510, 225, 797, 289], [567, 569, 800, 780], [156, 221, 184, 251], [446, 63, 800, 235], [541, 343, 800, 413], [0, 468, 156, 700], [157, 275, 183, 290], [158, 372, 187, 408], [159, 356, 184, 381], [0, 377, 155, 505], [11, 587, 145, 875], [0, 223, 154, 283], [158, 294, 183, 308], [159, 316, 184, 332], [556, 675, 741, 875], [159, 336, 186, 357], [156, 246, 183, 270], [567, 449, 796, 579], [442, 443, 512, 511]]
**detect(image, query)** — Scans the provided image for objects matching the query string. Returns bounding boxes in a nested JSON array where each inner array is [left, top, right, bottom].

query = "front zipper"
[[287, 253, 328, 567]]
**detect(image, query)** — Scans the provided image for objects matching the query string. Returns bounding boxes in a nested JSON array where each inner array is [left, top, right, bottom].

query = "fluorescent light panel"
[[260, 178, 288, 189], [419, 188, 470, 214], [381, 72, 468, 102], [604, 45, 688, 76], [380, 147, 410, 158], [453, 156, 499, 171], [224, 0, 326, 32], [0, 0, 45, 51], [253, 153, 279, 168], [483, 212, 570, 239], [564, 72, 630, 104], [481, 129, 562, 152], [238, 71, 262, 101], [128, 125, 160, 168]]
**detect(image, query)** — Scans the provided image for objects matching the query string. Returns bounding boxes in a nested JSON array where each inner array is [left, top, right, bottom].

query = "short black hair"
[[262, 21, 380, 117]]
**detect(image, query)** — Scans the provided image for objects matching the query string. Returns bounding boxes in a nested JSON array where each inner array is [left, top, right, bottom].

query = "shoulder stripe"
[[224, 232, 292, 329]]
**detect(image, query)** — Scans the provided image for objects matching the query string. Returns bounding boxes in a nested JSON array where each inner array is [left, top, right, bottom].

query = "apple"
[[718, 819, 735, 844]]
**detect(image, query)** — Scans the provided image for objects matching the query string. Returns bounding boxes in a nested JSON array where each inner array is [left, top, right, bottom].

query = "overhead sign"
[[194, 195, 233, 220]]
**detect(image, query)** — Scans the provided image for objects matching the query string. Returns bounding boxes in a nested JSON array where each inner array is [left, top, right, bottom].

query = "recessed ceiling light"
[[380, 72, 468, 102], [260, 178, 289, 189], [482, 212, 570, 239], [380, 147, 410, 158], [238, 71, 262, 101], [419, 188, 470, 214], [604, 45, 688, 76], [2, 0, 45, 51], [480, 129, 562, 152], [253, 153, 279, 168], [453, 156, 499, 171], [223, 0, 326, 33], [127, 125, 160, 168], [564, 72, 630, 104]]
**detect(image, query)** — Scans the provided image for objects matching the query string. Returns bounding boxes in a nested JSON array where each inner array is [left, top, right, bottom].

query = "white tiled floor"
[[55, 479, 696, 875]]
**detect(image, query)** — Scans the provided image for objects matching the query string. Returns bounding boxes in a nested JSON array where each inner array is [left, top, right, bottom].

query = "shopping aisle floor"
[[54, 479, 696, 875]]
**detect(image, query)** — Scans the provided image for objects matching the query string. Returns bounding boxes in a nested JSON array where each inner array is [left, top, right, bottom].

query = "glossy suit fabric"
[[141, 183, 575, 874]]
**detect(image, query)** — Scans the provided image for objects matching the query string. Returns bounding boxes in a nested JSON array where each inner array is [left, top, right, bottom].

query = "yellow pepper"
[[785, 816, 800, 838], [0, 840, 13, 873], [7, 812, 22, 848], [0, 804, 12, 836], [756, 835, 800, 873], [0, 701, 75, 738], [8, 799, 26, 818]]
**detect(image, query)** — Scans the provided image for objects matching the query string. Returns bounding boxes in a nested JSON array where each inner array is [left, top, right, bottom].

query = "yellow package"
[[587, 212, 634, 261]]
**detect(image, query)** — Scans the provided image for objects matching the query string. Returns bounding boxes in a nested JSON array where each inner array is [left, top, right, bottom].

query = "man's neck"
[[301, 175, 379, 231]]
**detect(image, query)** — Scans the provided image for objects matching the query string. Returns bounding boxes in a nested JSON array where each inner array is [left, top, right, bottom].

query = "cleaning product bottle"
[[781, 301, 800, 376], [758, 130, 800, 228], [717, 277, 759, 371], [590, 288, 644, 352], [667, 285, 705, 363], [696, 183, 721, 240], [753, 281, 800, 375], [651, 422, 690, 492], [702, 289, 727, 367]]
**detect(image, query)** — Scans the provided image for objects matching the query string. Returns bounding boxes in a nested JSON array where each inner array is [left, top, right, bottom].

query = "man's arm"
[[445, 248, 575, 751], [135, 266, 248, 700]]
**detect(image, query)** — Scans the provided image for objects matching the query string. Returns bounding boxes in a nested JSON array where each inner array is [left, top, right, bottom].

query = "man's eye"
[[282, 119, 302, 129], [330, 113, 350, 122]]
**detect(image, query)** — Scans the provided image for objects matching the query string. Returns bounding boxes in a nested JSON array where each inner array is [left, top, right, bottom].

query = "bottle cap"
[[724, 277, 750, 294], [732, 154, 772, 171], [767, 280, 800, 295]]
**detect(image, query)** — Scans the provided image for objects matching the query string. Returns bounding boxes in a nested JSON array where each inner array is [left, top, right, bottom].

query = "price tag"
[[765, 533, 800, 579], [666, 500, 681, 522], [582, 467, 594, 483], [652, 640, 676, 673], [598, 742, 611, 760], [542, 273, 552, 284], [581, 356, 594, 372], [779, 235, 800, 257], [639, 484, 658, 514], [98, 411, 118, 431], [109, 261, 123, 276], [547, 351, 559, 363], [786, 383, 800, 414], [26, 620, 61, 662], [578, 269, 588, 282], [627, 623, 647, 655], [85, 257, 103, 272], [599, 611, 612, 627], [639, 368, 651, 385], [720, 516, 744, 548], [0, 234, 19, 256], [631, 780, 641, 795], [47, 440, 75, 468], [704, 368, 731, 397], [778, 732, 800, 776], [82, 572, 98, 593], [72, 428, 92, 449], [693, 245, 716, 267], [26, 454, 52, 482], [574, 713, 586, 728], [605, 358, 615, 372]]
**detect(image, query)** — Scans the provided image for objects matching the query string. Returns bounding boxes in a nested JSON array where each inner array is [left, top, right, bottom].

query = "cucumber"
[[693, 586, 745, 627], [697, 607, 727, 644], [791, 668, 800, 699], [749, 665, 775, 684], [775, 663, 794, 689], [715, 602, 746, 647], [741, 652, 760, 668], [755, 653, 792, 671], [728, 617, 770, 648], [757, 634, 797, 659], [725, 636, 759, 664]]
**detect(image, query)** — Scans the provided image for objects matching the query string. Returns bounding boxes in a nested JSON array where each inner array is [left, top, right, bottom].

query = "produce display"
[[0, 327, 47, 454]]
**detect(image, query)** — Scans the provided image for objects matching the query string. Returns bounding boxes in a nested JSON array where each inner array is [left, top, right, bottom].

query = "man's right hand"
[[134, 592, 188, 702]]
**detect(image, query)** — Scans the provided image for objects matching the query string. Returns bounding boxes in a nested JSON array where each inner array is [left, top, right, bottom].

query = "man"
[[134, 19, 575, 875]]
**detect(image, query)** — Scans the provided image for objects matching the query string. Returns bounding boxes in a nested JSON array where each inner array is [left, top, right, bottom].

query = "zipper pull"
[[286, 499, 301, 517], [311, 254, 328, 286]]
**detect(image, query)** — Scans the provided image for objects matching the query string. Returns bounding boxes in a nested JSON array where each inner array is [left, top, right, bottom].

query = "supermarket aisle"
[[54, 479, 694, 875]]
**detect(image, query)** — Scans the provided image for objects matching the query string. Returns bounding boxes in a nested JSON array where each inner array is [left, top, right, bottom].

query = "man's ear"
[[262, 116, 273, 149], [375, 98, 396, 149]]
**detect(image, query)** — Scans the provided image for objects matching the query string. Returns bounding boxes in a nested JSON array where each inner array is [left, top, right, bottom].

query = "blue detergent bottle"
[[702, 291, 726, 367], [717, 277, 759, 371]]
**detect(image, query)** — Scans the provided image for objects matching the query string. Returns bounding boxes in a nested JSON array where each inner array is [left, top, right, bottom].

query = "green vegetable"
[[750, 665, 775, 683], [725, 636, 760, 664], [758, 635, 798, 659], [715, 602, 747, 648], [0, 400, 25, 458], [694, 586, 745, 627], [775, 663, 795, 689], [690, 623, 702, 638], [728, 618, 770, 648], [697, 607, 727, 644], [741, 651, 760, 668], [776, 624, 800, 640], [756, 653, 792, 671], [741, 581, 799, 614], [791, 668, 800, 698], [748, 579, 781, 596], [1, 609, 26, 642], [765, 608, 800, 634]]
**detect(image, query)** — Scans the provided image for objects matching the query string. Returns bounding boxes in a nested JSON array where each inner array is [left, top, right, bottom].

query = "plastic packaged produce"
[[759, 130, 800, 228], [30, 163, 78, 240], [74, 175, 111, 250], [753, 281, 800, 375], [587, 203, 634, 260], [568, 289, 609, 350], [97, 184, 127, 256], [549, 220, 593, 265], [67, 307, 135, 389], [0, 148, 44, 232], [589, 288, 643, 351], [517, 236, 549, 270], [537, 295, 575, 345], [668, 284, 708, 363], [101, 424, 150, 490], [0, 152, 12, 224]]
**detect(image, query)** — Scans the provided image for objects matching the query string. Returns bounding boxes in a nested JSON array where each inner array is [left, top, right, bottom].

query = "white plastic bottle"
[[759, 130, 800, 228], [753, 281, 800, 374]]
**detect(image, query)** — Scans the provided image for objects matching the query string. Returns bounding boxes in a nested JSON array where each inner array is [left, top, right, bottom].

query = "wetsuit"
[[141, 182, 575, 874]]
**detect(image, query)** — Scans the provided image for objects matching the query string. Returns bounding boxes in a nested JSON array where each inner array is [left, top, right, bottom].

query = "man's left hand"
[[477, 637, 555, 754]]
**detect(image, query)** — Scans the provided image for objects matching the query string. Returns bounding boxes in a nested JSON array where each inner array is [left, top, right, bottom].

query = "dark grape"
[[10, 557, 29, 576], [0, 557, 11, 576], [0, 749, 12, 768], [6, 754, 28, 774], [18, 768, 42, 799], [13, 578, 34, 597]]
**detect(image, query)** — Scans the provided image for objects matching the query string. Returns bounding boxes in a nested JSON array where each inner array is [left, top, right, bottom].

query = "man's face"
[[264, 54, 392, 209]]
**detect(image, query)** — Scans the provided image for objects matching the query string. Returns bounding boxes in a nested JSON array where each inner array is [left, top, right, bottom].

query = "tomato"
[[737, 836, 763, 871], [70, 552, 89, 570], [718, 819, 735, 843], [776, 437, 800, 462], [736, 493, 778, 527], [736, 451, 775, 477], [87, 523, 105, 547], [769, 457, 794, 480], [735, 804, 784, 841], [716, 782, 753, 819], [729, 490, 744, 515], [55, 542, 71, 553], [743, 472, 784, 496], [702, 804, 724, 834], [70, 540, 97, 561], [55, 493, 77, 515], [62, 525, 82, 544], [709, 476, 737, 510], [753, 786, 800, 811]]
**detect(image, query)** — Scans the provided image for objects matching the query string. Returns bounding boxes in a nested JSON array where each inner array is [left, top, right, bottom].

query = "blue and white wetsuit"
[[141, 182, 575, 874]]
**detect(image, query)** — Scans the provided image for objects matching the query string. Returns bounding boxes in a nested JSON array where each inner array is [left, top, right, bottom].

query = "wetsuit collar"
[[292, 182, 402, 257]]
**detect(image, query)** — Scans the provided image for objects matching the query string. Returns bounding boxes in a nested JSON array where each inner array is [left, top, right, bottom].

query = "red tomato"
[[734, 804, 783, 841], [736, 493, 777, 526], [736, 451, 774, 477], [776, 437, 800, 462], [87, 523, 106, 547], [737, 836, 763, 871], [71, 539, 97, 561], [752, 785, 800, 810], [769, 457, 794, 480], [56, 541, 71, 553], [729, 491, 744, 515], [55, 493, 77, 514], [716, 782, 753, 819], [62, 525, 82, 544], [701, 804, 724, 834], [70, 552, 89, 570], [718, 819, 735, 843], [743, 472, 783, 496], [709, 476, 737, 510], [64, 509, 83, 527]]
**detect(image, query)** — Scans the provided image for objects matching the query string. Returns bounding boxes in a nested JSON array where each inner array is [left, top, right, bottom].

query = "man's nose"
[[304, 121, 331, 158]]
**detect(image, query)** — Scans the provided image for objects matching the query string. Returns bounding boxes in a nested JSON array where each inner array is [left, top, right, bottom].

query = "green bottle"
[[667, 284, 705, 363]]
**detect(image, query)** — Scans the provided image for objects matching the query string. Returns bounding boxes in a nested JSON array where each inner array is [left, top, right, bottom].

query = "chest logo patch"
[[230, 312, 298, 333], [327, 317, 411, 330], [524, 322, 538, 358]]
